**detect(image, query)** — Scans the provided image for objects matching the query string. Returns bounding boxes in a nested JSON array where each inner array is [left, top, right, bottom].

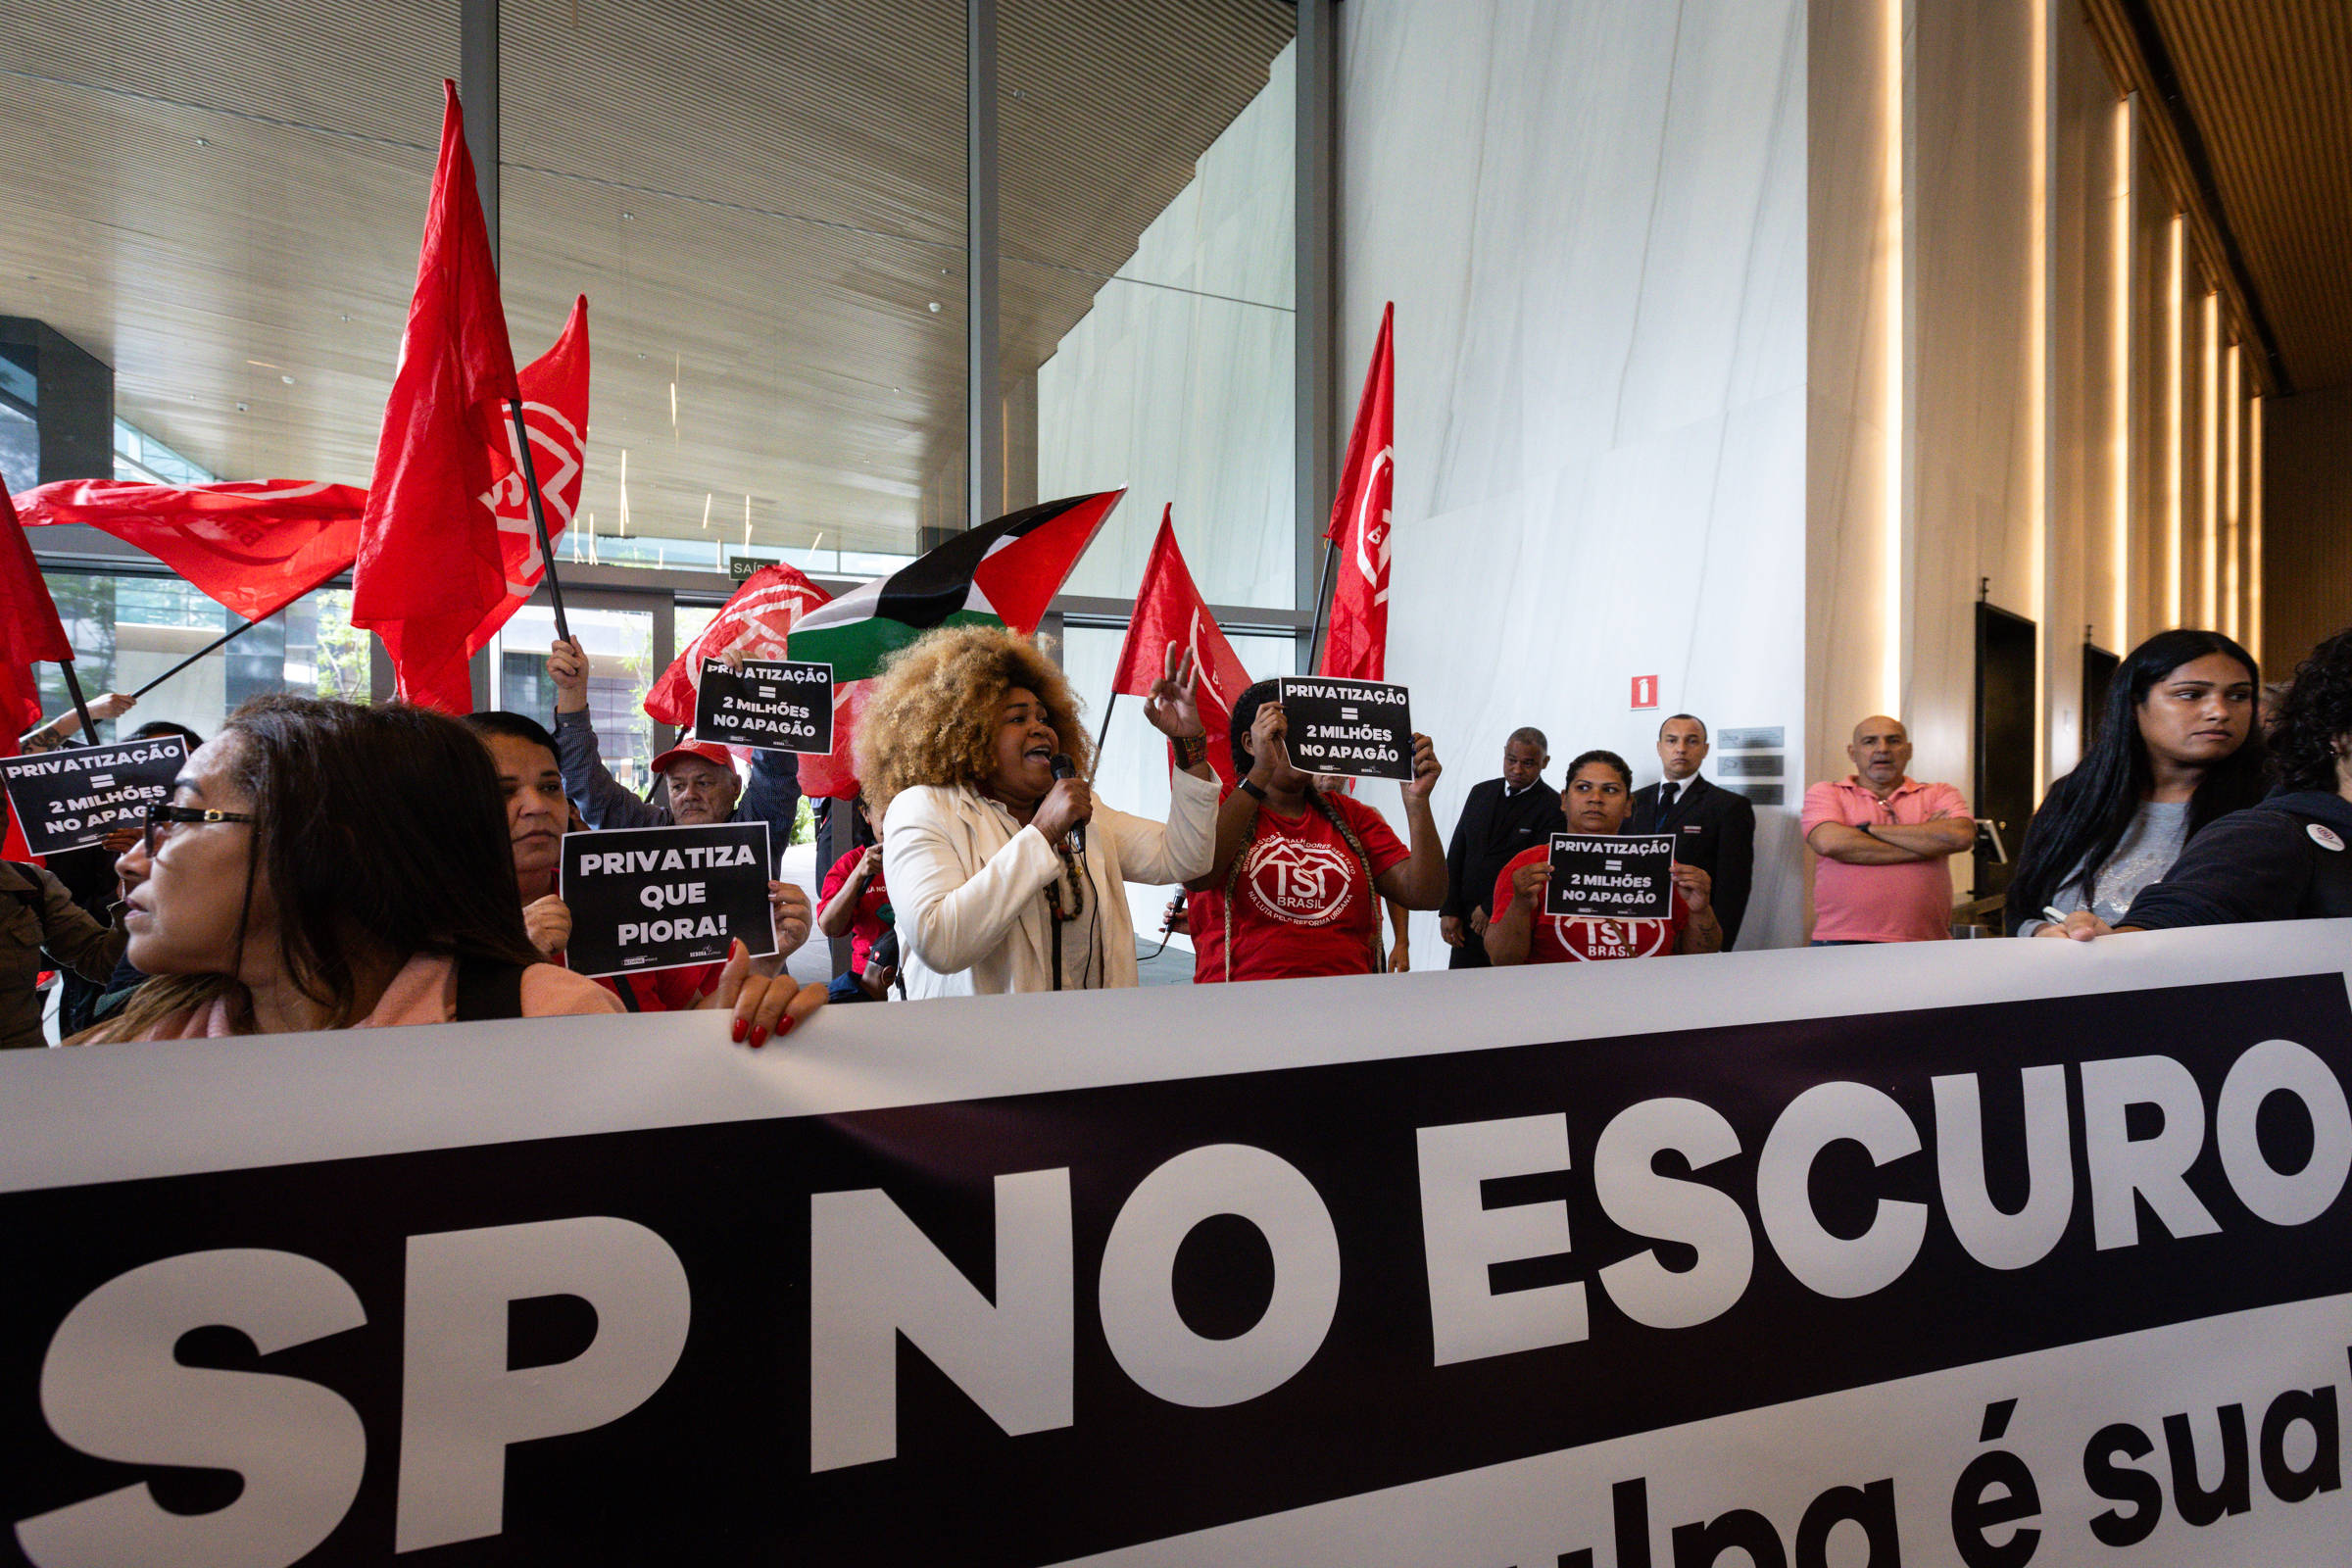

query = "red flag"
[[1318, 302, 1395, 682], [0, 483, 69, 868], [0, 480, 74, 688], [1110, 507, 1252, 785], [644, 561, 832, 727], [351, 81, 524, 713], [17, 479, 367, 624]]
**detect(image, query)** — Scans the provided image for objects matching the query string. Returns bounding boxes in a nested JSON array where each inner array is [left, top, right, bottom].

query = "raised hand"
[[1142, 640, 1206, 739], [1669, 861, 1713, 914], [549, 637, 590, 712]]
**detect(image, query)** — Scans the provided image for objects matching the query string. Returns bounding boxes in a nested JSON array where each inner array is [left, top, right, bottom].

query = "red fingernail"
[[778, 1016, 796, 1037], [749, 1025, 768, 1049], [731, 1017, 749, 1043]]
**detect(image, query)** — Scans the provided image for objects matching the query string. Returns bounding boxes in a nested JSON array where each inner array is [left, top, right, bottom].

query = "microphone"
[[1051, 753, 1085, 856]]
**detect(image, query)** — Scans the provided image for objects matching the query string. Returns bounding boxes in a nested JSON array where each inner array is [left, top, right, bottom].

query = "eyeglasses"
[[143, 802, 257, 856]]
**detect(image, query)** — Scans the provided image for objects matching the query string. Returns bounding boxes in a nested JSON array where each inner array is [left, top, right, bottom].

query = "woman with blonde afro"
[[858, 623, 1216, 996]]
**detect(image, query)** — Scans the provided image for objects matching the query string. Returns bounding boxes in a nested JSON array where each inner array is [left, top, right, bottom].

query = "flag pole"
[[127, 612, 278, 699], [1303, 532, 1341, 674], [508, 397, 572, 646], [1093, 693, 1116, 766], [55, 659, 100, 748]]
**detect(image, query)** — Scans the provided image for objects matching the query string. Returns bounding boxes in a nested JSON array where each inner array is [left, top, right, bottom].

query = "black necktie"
[[1658, 782, 1680, 819]]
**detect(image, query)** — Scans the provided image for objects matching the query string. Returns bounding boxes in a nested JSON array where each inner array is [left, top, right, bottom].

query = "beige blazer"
[[882, 769, 1218, 998]]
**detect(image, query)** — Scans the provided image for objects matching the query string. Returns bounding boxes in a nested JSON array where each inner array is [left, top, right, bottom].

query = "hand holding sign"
[[1508, 857, 1552, 910], [764, 880, 812, 963], [523, 894, 571, 958], [1669, 860, 1713, 915], [1404, 732, 1441, 802]]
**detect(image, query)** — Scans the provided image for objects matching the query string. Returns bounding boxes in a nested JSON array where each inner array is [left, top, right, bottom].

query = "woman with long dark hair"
[[81, 697, 627, 1039], [2006, 629, 2264, 938], [2117, 625, 2352, 930]]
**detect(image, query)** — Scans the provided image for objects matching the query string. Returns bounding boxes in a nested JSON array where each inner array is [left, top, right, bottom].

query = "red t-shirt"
[[1187, 887, 1225, 983], [1202, 792, 1409, 983], [1493, 846, 1690, 962], [819, 846, 890, 972]]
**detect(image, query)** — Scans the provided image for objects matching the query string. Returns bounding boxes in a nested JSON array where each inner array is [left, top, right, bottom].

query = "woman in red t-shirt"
[[1487, 750, 1723, 963], [1192, 681, 1447, 983]]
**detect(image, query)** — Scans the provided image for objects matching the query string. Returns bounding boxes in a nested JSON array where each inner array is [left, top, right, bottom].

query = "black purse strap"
[[453, 954, 529, 1022]]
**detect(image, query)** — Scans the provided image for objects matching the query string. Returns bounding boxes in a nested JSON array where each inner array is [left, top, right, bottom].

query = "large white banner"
[[4, 925, 2350, 1566]]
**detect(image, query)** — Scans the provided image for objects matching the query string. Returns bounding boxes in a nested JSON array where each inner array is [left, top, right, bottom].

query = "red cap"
[[650, 739, 737, 775]]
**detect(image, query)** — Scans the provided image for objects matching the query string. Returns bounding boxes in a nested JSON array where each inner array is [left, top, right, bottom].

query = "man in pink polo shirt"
[[1801, 715, 1975, 943]]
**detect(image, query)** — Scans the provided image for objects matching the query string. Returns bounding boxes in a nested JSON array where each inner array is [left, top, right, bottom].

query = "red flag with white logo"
[[1317, 302, 1394, 683], [644, 560, 832, 728], [351, 81, 526, 713], [17, 479, 367, 624], [1110, 507, 1252, 785], [18, 299, 583, 669]]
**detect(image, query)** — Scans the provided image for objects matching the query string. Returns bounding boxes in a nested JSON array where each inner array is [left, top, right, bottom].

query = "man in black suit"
[[1629, 713, 1756, 948], [1441, 728, 1559, 968]]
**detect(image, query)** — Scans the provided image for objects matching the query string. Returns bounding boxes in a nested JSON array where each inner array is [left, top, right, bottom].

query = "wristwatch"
[[1239, 777, 1268, 802]]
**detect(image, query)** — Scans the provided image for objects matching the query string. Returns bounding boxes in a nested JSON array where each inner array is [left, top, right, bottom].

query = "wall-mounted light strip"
[[2166, 214, 2184, 626], [2249, 395, 2264, 662], [1882, 0, 1906, 716], [2111, 95, 2134, 651], [2030, 0, 2051, 791], [2223, 341, 2240, 639], [2201, 290, 2219, 628]]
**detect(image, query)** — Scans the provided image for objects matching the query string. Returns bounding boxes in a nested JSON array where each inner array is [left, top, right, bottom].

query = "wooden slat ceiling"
[[2143, 0, 2352, 394], [0, 0, 1292, 557]]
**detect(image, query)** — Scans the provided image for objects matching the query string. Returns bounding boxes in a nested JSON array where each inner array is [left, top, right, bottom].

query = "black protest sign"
[[560, 820, 775, 977], [693, 659, 835, 753], [0, 736, 188, 856], [1544, 831, 1675, 919], [1275, 676, 1413, 780]]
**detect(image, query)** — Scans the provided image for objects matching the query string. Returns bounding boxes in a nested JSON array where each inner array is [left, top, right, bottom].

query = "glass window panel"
[[32, 571, 374, 744], [491, 605, 656, 793], [1002, 8, 1297, 608]]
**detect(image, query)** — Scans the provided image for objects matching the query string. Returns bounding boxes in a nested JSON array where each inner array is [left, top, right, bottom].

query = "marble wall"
[[2263, 384, 2352, 669], [1337, 0, 1811, 951]]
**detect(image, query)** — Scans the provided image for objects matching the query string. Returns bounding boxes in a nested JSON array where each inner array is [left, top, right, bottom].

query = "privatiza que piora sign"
[[5, 928, 2352, 1564]]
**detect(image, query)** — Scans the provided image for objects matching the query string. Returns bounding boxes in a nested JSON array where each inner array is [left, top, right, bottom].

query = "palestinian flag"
[[789, 490, 1122, 798]]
